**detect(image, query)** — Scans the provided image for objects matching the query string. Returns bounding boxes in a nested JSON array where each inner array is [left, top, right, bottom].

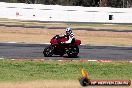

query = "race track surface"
[[0, 43, 132, 61]]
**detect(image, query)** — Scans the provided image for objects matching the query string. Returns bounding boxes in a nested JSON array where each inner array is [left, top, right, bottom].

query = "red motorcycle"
[[43, 35, 81, 57]]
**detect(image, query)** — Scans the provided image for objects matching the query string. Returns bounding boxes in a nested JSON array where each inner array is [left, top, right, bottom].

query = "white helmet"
[[66, 27, 72, 35]]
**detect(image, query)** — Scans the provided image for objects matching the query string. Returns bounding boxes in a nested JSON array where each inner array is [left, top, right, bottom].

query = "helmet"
[[66, 27, 72, 35]]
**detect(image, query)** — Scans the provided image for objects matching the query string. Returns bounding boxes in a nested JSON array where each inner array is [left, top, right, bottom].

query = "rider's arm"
[[60, 35, 67, 38], [65, 33, 74, 43]]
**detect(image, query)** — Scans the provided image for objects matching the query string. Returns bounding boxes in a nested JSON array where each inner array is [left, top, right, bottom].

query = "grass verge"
[[0, 60, 132, 82], [0, 18, 132, 30]]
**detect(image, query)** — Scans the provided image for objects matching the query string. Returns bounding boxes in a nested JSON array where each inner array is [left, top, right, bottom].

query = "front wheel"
[[67, 46, 79, 58], [43, 45, 54, 57]]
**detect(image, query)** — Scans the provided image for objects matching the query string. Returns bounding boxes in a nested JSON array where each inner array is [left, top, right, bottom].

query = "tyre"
[[59, 53, 64, 57], [43, 45, 54, 57], [67, 46, 79, 58], [79, 77, 89, 86]]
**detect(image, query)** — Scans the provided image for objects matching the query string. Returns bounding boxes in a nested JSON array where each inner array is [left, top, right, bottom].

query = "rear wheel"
[[67, 46, 79, 58], [43, 45, 54, 57]]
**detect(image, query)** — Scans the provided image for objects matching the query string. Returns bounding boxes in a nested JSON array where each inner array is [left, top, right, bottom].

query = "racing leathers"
[[65, 33, 74, 44]]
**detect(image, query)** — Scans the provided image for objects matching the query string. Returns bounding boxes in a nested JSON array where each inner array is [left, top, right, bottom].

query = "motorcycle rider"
[[61, 27, 74, 44]]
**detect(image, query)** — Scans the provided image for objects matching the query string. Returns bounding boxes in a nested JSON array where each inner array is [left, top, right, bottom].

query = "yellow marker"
[[81, 68, 85, 77], [81, 68, 88, 78]]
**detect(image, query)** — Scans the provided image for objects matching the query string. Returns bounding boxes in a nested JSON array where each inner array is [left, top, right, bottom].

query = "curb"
[[8, 58, 132, 63]]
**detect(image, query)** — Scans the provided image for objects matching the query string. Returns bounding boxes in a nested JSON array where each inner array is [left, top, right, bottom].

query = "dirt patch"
[[0, 26, 132, 46], [0, 80, 131, 88]]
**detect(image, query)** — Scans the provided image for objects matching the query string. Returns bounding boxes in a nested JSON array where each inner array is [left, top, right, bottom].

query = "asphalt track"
[[0, 43, 132, 61]]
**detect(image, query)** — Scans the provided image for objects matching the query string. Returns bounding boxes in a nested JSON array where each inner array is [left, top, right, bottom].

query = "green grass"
[[0, 60, 132, 82]]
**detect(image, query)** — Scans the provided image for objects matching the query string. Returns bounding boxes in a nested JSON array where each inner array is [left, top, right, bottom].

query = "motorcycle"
[[43, 35, 81, 58]]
